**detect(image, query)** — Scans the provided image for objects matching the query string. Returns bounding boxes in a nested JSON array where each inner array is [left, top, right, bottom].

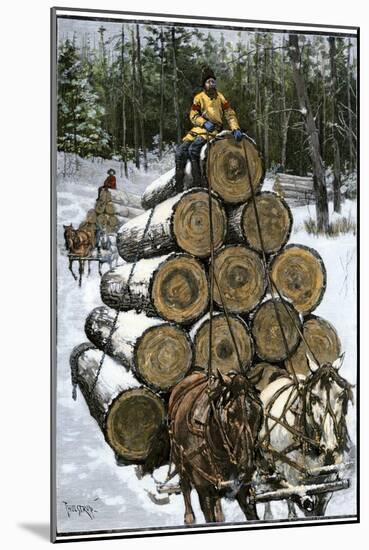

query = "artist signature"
[[63, 499, 99, 520]]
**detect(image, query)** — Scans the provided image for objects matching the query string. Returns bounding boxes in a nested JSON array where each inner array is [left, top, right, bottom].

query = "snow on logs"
[[70, 343, 167, 464], [190, 313, 254, 375], [228, 192, 293, 255], [117, 189, 227, 262], [85, 307, 193, 392], [100, 253, 209, 325]]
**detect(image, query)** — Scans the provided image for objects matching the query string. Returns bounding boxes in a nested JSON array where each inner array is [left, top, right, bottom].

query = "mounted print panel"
[[51, 7, 359, 543]]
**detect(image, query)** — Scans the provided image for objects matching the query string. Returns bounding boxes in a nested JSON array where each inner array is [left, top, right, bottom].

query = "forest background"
[[57, 19, 357, 218]]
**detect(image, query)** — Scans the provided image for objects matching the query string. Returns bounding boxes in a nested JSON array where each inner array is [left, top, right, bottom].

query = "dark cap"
[[201, 66, 216, 87], [107, 169, 116, 175]]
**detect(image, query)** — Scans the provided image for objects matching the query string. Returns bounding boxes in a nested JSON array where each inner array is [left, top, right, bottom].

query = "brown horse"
[[168, 371, 263, 524], [63, 224, 95, 285]]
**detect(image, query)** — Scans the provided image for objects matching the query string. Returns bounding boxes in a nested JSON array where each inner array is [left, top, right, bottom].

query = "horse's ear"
[[332, 352, 345, 371], [217, 369, 229, 386], [306, 354, 319, 373]]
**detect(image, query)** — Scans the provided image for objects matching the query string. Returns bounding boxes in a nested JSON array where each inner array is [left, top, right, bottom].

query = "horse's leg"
[[98, 260, 103, 277], [78, 260, 84, 287], [311, 492, 332, 517], [236, 486, 259, 521], [197, 490, 217, 523], [214, 498, 225, 522], [68, 259, 77, 281], [287, 500, 298, 519], [263, 501, 273, 521], [180, 476, 196, 525]]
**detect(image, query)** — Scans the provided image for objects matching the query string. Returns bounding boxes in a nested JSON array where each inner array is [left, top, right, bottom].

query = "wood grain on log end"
[[270, 244, 326, 315], [152, 254, 209, 324], [135, 324, 193, 391], [251, 299, 302, 362], [192, 314, 254, 375], [207, 136, 263, 204], [172, 190, 226, 257], [213, 245, 267, 313], [286, 315, 341, 377], [241, 192, 293, 254], [105, 388, 166, 462]]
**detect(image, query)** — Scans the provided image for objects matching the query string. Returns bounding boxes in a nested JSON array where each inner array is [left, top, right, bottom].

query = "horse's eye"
[[338, 391, 346, 401], [311, 394, 321, 405]]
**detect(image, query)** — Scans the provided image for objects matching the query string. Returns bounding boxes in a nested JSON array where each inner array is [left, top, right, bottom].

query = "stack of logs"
[[79, 188, 144, 234], [70, 134, 341, 471]]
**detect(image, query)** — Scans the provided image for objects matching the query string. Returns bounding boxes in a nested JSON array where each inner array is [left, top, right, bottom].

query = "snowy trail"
[[55, 164, 357, 534]]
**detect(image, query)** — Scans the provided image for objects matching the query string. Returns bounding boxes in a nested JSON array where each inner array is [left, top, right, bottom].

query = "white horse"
[[259, 354, 353, 519]]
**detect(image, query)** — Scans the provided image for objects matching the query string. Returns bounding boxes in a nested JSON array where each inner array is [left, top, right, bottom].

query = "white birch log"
[[100, 252, 209, 325], [85, 307, 193, 391]]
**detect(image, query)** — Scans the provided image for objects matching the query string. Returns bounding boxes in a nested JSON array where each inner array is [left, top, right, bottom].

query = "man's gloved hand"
[[233, 129, 243, 141], [204, 121, 215, 132]]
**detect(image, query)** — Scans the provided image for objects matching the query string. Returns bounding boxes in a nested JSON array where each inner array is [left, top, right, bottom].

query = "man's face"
[[204, 78, 216, 91]]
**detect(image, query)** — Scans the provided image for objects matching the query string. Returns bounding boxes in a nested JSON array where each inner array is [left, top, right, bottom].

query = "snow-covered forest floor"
[[55, 154, 357, 535]]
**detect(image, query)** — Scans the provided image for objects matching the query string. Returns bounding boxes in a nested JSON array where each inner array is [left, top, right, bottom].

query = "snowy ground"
[[55, 157, 357, 536]]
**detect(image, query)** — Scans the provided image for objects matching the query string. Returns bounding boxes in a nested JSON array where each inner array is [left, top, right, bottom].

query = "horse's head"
[[211, 371, 263, 474], [303, 354, 354, 463], [63, 224, 75, 251]]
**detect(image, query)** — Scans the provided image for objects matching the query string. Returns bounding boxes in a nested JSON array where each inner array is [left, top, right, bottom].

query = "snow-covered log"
[[213, 244, 267, 314], [117, 189, 227, 262], [141, 165, 193, 210], [190, 312, 254, 375], [85, 307, 193, 392], [100, 252, 209, 325], [70, 343, 166, 464], [270, 244, 326, 315], [228, 191, 292, 254]]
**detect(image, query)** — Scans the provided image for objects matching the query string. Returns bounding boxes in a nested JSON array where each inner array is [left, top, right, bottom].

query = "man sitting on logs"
[[98, 168, 117, 197], [175, 67, 243, 191]]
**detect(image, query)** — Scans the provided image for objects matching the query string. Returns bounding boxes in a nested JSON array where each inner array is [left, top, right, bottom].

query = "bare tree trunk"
[[171, 28, 182, 144], [346, 38, 354, 174], [288, 34, 329, 232], [280, 36, 290, 168], [136, 24, 148, 171], [254, 34, 261, 147], [131, 29, 140, 169], [328, 36, 342, 213], [159, 29, 165, 160], [320, 41, 326, 161], [121, 25, 128, 178]]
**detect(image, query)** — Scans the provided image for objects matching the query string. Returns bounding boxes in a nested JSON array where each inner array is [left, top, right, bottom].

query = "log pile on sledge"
[[79, 188, 144, 234], [70, 133, 341, 474]]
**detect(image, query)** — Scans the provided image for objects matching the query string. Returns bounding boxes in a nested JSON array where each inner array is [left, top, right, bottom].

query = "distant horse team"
[[63, 223, 117, 285], [168, 355, 353, 524]]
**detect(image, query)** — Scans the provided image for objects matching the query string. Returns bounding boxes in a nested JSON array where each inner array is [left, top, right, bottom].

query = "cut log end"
[[193, 314, 254, 375], [286, 316, 341, 376], [135, 325, 193, 391], [105, 388, 166, 462], [152, 255, 209, 324], [173, 190, 226, 257], [252, 299, 302, 362], [242, 192, 293, 254], [214, 245, 267, 313], [270, 244, 326, 315], [207, 136, 263, 204]]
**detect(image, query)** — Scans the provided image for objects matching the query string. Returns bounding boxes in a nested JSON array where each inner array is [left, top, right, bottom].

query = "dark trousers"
[[175, 136, 206, 191]]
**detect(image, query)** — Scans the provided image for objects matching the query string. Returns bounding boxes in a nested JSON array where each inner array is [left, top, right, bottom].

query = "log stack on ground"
[[71, 134, 342, 472], [273, 173, 315, 206]]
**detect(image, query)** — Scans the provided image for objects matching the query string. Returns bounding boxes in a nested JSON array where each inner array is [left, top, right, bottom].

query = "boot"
[[174, 161, 185, 193], [190, 159, 203, 188]]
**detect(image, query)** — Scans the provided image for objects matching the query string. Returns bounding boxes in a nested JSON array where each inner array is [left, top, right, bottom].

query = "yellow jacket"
[[183, 90, 240, 142]]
